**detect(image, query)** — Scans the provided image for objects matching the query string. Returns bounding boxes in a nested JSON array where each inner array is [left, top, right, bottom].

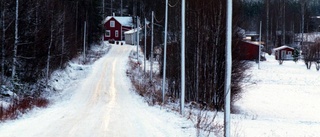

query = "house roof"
[[242, 41, 264, 46], [102, 16, 133, 27], [124, 28, 141, 34], [273, 45, 294, 51]]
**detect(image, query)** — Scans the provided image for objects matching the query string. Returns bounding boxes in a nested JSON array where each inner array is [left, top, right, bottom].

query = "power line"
[[153, 13, 164, 23], [169, 0, 180, 8]]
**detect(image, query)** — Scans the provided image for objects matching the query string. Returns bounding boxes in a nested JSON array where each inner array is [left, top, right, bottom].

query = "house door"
[[287, 51, 292, 59], [281, 50, 286, 60]]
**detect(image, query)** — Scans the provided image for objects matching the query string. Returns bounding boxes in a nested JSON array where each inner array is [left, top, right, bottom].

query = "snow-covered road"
[[0, 45, 195, 137]]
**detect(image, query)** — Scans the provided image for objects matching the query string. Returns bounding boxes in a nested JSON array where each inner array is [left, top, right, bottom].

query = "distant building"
[[273, 46, 294, 60], [237, 41, 263, 61], [102, 16, 133, 41], [296, 32, 320, 45], [124, 28, 141, 45]]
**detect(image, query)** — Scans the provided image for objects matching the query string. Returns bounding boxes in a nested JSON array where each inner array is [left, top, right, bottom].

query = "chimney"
[[113, 13, 115, 16]]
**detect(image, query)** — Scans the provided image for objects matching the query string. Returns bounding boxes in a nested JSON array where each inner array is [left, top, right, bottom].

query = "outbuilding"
[[273, 46, 295, 60], [237, 40, 263, 61], [124, 28, 141, 45]]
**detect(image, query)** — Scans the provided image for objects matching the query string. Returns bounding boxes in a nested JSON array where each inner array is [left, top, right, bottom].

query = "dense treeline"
[[138, 0, 320, 110], [240, 0, 320, 53], [139, 0, 248, 110], [0, 0, 102, 96]]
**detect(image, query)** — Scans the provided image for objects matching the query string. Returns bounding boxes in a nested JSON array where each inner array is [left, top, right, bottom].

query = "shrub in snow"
[[302, 39, 320, 70], [0, 97, 49, 121], [127, 59, 163, 105]]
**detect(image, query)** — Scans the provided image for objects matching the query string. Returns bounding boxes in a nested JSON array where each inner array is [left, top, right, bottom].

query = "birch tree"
[[60, 1, 66, 69], [46, 2, 55, 86], [1, 0, 5, 86], [12, 0, 19, 79]]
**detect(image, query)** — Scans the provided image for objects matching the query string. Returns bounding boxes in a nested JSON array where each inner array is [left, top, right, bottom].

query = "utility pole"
[[266, 0, 269, 52], [259, 21, 262, 69], [162, 0, 169, 104], [224, 0, 233, 136], [180, 0, 185, 115], [131, 25, 134, 44], [83, 21, 87, 63], [150, 11, 154, 81], [137, 16, 139, 61]]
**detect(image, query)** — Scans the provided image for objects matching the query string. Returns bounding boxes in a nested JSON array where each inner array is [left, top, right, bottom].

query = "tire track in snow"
[[102, 59, 117, 134], [0, 45, 196, 137]]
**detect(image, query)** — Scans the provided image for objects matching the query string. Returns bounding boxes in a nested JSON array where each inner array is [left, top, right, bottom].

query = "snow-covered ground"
[[233, 54, 320, 136], [1, 41, 320, 137], [0, 43, 196, 137], [118, 46, 320, 136]]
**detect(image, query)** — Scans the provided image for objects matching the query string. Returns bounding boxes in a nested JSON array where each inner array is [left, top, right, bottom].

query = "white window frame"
[[115, 30, 119, 37], [105, 30, 110, 37], [110, 21, 115, 27]]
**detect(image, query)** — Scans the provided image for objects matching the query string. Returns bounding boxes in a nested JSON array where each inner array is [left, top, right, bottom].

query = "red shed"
[[102, 16, 133, 41], [238, 41, 262, 60], [273, 46, 294, 60]]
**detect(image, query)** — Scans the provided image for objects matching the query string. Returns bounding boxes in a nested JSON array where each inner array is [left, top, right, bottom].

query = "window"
[[110, 21, 115, 27], [105, 30, 110, 37], [115, 30, 119, 37]]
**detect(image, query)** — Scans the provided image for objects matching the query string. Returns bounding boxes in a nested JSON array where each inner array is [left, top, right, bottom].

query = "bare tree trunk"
[[301, 0, 305, 47], [282, 0, 286, 45], [75, 1, 78, 47], [34, 0, 39, 74], [102, 0, 105, 18], [46, 10, 54, 85], [1, 2, 5, 86], [292, 22, 295, 44], [276, 14, 279, 46], [266, 0, 270, 52], [150, 11, 154, 81], [195, 13, 200, 102], [60, 2, 65, 68], [110, 0, 113, 15], [35, 0, 39, 48], [12, 0, 19, 79]]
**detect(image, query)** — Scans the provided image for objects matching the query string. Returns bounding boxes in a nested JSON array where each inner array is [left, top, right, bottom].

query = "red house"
[[238, 41, 262, 60], [273, 46, 294, 60], [103, 16, 133, 41]]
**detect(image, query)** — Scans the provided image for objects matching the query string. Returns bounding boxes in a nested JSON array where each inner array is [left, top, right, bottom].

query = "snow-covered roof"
[[243, 41, 264, 46], [124, 28, 141, 34], [245, 31, 259, 36], [273, 45, 294, 51], [102, 16, 133, 27]]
